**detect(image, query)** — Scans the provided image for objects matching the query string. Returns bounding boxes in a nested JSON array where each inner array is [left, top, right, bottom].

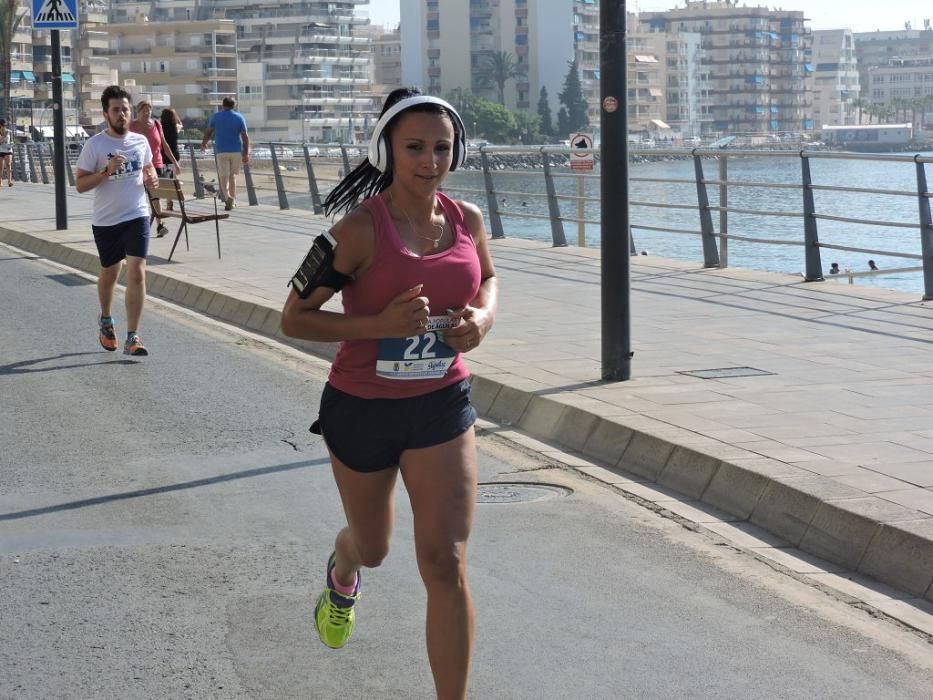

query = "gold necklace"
[[389, 192, 445, 249]]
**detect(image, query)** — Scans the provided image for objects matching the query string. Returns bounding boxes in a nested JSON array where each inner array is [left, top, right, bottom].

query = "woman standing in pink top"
[[281, 87, 497, 698]]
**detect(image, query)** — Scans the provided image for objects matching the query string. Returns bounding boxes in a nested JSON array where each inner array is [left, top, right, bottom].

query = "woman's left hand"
[[442, 306, 491, 353]]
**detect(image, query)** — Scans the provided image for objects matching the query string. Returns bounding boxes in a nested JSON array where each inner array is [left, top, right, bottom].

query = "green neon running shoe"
[[314, 551, 361, 649]]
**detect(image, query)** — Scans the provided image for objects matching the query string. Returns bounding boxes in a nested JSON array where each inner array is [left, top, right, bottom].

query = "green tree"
[[511, 110, 541, 144], [558, 59, 589, 134], [0, 0, 28, 125], [850, 96, 869, 125], [556, 106, 570, 138], [475, 51, 525, 106], [536, 86, 553, 138], [445, 89, 517, 143]]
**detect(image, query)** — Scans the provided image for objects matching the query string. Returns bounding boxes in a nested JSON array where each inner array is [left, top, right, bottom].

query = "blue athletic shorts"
[[315, 379, 477, 473], [91, 216, 150, 268]]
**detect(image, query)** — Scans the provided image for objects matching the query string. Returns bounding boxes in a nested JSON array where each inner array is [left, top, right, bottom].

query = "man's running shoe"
[[99, 317, 117, 352], [156, 222, 169, 238], [123, 334, 149, 356], [314, 551, 361, 649]]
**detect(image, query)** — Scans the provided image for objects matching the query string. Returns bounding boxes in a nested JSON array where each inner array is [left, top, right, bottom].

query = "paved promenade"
[[2, 183, 933, 612]]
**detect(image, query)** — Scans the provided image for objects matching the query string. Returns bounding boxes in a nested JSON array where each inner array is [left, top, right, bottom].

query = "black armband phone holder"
[[289, 231, 352, 298]]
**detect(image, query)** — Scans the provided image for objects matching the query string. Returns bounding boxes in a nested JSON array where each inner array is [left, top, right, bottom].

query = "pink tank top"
[[129, 120, 164, 168], [328, 191, 481, 399]]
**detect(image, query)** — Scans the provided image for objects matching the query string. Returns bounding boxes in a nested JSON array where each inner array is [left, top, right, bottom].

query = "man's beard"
[[107, 117, 128, 135]]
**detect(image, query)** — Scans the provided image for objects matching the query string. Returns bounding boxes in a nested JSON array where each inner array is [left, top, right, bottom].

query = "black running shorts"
[[91, 216, 150, 268], [315, 379, 477, 473]]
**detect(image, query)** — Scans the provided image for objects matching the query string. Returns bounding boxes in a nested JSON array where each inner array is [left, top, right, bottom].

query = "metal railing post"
[[915, 157, 933, 300], [630, 226, 637, 256], [692, 151, 720, 267], [27, 144, 39, 183], [303, 145, 324, 214], [242, 161, 259, 206], [65, 148, 75, 186], [542, 148, 568, 246], [339, 143, 352, 174], [187, 144, 204, 198], [37, 143, 50, 184], [719, 156, 728, 268], [800, 152, 824, 281], [269, 142, 289, 210], [480, 147, 504, 238]]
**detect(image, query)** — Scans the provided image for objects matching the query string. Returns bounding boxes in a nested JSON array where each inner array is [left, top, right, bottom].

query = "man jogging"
[[76, 85, 159, 356], [200, 96, 250, 211]]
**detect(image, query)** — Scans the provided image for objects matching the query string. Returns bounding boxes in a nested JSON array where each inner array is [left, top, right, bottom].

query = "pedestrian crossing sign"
[[33, 0, 78, 29]]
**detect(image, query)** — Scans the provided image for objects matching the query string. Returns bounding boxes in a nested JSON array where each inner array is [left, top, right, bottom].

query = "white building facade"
[[811, 29, 860, 127]]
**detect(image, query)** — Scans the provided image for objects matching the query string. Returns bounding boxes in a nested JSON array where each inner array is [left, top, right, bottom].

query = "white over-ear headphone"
[[367, 95, 468, 173]]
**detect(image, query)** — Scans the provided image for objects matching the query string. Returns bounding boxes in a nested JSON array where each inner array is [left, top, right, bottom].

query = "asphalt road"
[[1, 247, 932, 699]]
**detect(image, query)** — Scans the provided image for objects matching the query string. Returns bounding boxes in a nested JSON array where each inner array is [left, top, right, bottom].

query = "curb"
[[4, 225, 932, 603]]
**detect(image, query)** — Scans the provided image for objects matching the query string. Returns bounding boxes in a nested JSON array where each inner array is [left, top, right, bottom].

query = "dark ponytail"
[[322, 86, 456, 217]]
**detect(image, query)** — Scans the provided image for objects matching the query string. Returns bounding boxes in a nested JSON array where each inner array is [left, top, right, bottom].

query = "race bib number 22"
[[376, 315, 458, 380]]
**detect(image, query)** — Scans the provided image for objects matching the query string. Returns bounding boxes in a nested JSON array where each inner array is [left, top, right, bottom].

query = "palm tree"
[[475, 51, 525, 106], [1, 0, 28, 124], [850, 96, 869, 126]]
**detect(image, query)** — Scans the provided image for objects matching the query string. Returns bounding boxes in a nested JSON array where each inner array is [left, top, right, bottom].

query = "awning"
[[21, 70, 37, 82], [64, 126, 84, 138], [634, 54, 658, 63], [62, 72, 76, 83], [9, 70, 22, 83], [37, 126, 55, 138], [648, 87, 663, 97], [804, 63, 814, 72], [770, 106, 780, 113], [650, 119, 671, 130]]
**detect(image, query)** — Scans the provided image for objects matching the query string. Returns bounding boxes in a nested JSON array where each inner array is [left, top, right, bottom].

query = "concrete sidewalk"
[[2, 183, 933, 605]]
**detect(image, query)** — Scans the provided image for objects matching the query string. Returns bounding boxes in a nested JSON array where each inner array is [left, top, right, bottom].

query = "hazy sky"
[[366, 0, 933, 33]]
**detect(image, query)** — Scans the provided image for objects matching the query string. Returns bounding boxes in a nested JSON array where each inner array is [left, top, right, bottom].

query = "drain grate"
[[47, 273, 93, 287], [678, 366, 774, 379], [475, 482, 573, 504]]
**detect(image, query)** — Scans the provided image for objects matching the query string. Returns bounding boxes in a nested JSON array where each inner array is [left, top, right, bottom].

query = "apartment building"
[[5, 0, 81, 137], [400, 0, 601, 123], [363, 25, 402, 94], [106, 16, 238, 121], [640, 1, 814, 135], [74, 0, 113, 127], [811, 29, 860, 127], [854, 24, 933, 95], [107, 0, 376, 143], [866, 57, 933, 129]]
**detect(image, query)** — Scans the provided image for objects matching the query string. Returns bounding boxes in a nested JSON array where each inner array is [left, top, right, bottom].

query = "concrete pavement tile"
[[703, 521, 790, 549], [875, 488, 933, 516], [807, 572, 915, 603], [750, 479, 822, 546], [858, 519, 933, 599], [619, 432, 675, 481], [781, 459, 869, 477], [751, 546, 847, 575], [260, 308, 283, 338], [805, 442, 933, 466], [833, 470, 916, 494], [233, 301, 256, 327], [657, 446, 721, 500], [870, 461, 933, 488], [870, 599, 933, 636], [181, 284, 203, 308], [581, 418, 634, 467], [206, 293, 227, 317], [468, 375, 502, 416], [219, 296, 243, 322]]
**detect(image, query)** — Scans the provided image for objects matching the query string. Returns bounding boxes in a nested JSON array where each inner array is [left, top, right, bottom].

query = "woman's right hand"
[[378, 285, 430, 337]]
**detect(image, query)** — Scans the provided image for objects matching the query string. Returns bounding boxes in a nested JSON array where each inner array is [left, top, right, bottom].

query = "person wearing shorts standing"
[[0, 119, 13, 187], [200, 96, 249, 211], [281, 87, 497, 699], [76, 85, 159, 357]]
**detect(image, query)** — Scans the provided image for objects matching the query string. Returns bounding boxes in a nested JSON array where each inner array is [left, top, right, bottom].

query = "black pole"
[[51, 29, 67, 230], [601, 1, 631, 380]]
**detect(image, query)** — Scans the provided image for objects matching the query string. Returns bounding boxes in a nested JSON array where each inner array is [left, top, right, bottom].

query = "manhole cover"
[[678, 366, 774, 379], [475, 482, 573, 504], [46, 273, 93, 287]]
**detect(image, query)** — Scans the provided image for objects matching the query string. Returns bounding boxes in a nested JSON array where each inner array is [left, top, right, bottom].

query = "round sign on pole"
[[602, 96, 619, 113]]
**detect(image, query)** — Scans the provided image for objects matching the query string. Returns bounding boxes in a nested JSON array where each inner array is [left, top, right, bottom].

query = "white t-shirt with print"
[[76, 130, 152, 226]]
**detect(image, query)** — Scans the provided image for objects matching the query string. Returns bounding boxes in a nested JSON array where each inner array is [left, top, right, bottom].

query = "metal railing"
[[8, 140, 932, 299]]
